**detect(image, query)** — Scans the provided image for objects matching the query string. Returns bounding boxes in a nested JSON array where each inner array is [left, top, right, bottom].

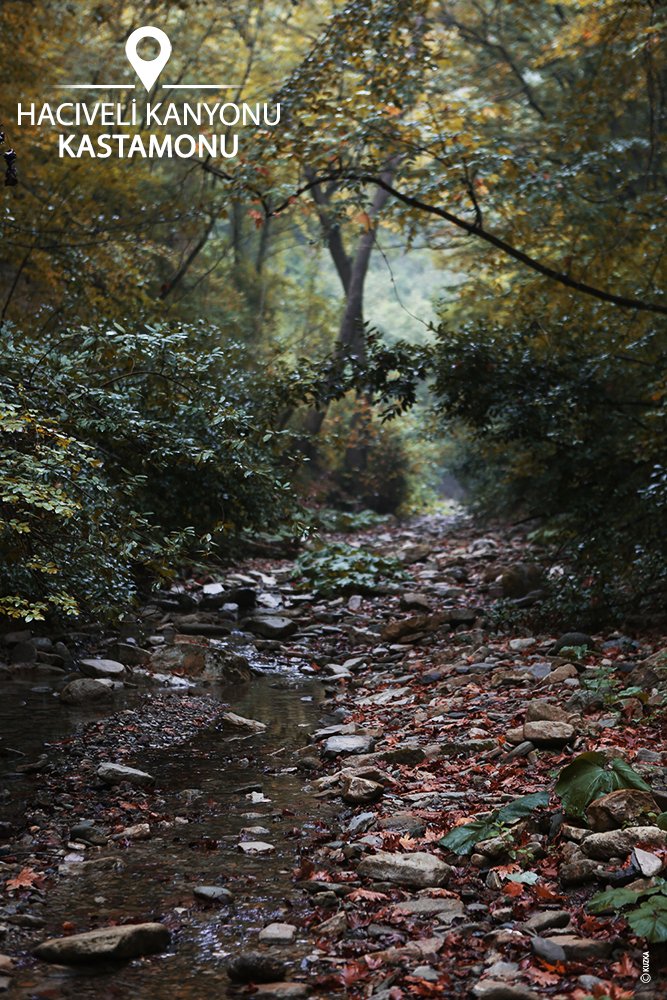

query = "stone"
[[544, 934, 612, 960], [96, 763, 155, 788], [411, 965, 439, 982], [523, 910, 571, 933], [542, 664, 579, 684], [394, 897, 464, 922], [259, 922, 297, 945], [473, 981, 540, 1000], [357, 851, 451, 888], [550, 632, 596, 654], [314, 911, 348, 936], [34, 923, 170, 964], [9, 640, 36, 663], [509, 638, 536, 652], [222, 712, 267, 733], [522, 721, 574, 746], [194, 886, 234, 903], [254, 985, 308, 998], [248, 616, 297, 640], [348, 812, 377, 834], [585, 789, 659, 832], [531, 937, 565, 963], [0, 956, 12, 975], [400, 593, 432, 612], [632, 847, 663, 877], [60, 678, 114, 704], [226, 952, 287, 984], [150, 641, 251, 682], [114, 822, 151, 841], [80, 658, 126, 679], [1, 629, 32, 645], [505, 727, 525, 746], [378, 812, 426, 836], [111, 643, 150, 666], [341, 775, 383, 805], [238, 841, 274, 854], [475, 836, 510, 859], [524, 700, 571, 723], [323, 734, 374, 757], [582, 826, 667, 860], [559, 858, 601, 885]]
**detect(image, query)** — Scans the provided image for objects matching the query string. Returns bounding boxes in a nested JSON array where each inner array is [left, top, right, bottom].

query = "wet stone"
[[60, 678, 114, 705], [323, 733, 374, 757], [97, 762, 156, 787], [227, 952, 287, 984], [80, 657, 126, 679], [194, 886, 234, 903], [34, 923, 170, 964], [259, 922, 297, 945]]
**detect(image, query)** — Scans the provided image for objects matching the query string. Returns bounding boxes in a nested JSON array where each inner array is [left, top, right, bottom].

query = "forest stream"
[[1, 514, 666, 999]]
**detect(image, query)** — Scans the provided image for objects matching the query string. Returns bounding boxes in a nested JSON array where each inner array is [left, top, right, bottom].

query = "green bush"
[[429, 314, 667, 618], [0, 321, 297, 622]]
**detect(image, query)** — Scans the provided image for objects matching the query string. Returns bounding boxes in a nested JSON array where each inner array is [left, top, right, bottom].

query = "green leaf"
[[587, 884, 663, 915], [439, 791, 549, 856], [438, 818, 497, 856], [656, 812, 667, 832], [497, 790, 549, 823], [626, 895, 667, 943], [555, 752, 651, 818]]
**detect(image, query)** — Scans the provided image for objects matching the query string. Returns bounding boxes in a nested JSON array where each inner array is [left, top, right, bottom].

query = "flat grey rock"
[[34, 923, 170, 964]]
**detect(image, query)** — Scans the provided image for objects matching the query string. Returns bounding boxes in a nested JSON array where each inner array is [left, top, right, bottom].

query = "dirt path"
[[1, 513, 666, 998]]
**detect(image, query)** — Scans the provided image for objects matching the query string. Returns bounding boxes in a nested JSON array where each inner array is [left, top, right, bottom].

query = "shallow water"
[[2, 674, 335, 999]]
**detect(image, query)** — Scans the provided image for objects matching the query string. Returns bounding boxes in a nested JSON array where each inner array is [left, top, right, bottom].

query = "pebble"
[[238, 841, 275, 854], [193, 886, 234, 903], [341, 775, 383, 804], [258, 922, 297, 944], [96, 762, 155, 787]]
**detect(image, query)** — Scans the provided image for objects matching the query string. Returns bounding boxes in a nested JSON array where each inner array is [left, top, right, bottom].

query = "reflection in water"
[[3, 674, 335, 999]]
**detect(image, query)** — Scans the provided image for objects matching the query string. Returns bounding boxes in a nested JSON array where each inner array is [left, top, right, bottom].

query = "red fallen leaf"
[[611, 953, 639, 977], [525, 967, 561, 986], [347, 888, 389, 902], [339, 961, 369, 986], [5, 867, 45, 891], [61, 921, 76, 933], [503, 881, 524, 897], [533, 883, 563, 902]]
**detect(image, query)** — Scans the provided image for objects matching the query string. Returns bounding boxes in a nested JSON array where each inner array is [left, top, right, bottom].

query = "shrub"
[[0, 320, 297, 622], [429, 314, 667, 618]]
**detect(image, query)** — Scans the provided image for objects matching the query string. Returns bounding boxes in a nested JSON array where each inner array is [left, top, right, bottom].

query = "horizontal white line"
[[59, 84, 135, 89], [161, 84, 240, 89]]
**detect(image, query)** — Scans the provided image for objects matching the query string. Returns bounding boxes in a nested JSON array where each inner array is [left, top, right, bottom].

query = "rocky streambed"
[[1, 514, 666, 998]]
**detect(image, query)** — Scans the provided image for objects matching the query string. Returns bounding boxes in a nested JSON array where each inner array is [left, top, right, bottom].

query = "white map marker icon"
[[126, 27, 172, 91]]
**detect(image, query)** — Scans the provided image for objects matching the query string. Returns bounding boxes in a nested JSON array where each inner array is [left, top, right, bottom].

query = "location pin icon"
[[126, 26, 172, 91]]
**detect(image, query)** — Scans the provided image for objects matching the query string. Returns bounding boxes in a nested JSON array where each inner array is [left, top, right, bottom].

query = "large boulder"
[[357, 851, 451, 888], [34, 923, 170, 964], [80, 658, 126, 680], [60, 678, 114, 705], [149, 639, 251, 682], [581, 826, 667, 860], [586, 789, 660, 832]]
